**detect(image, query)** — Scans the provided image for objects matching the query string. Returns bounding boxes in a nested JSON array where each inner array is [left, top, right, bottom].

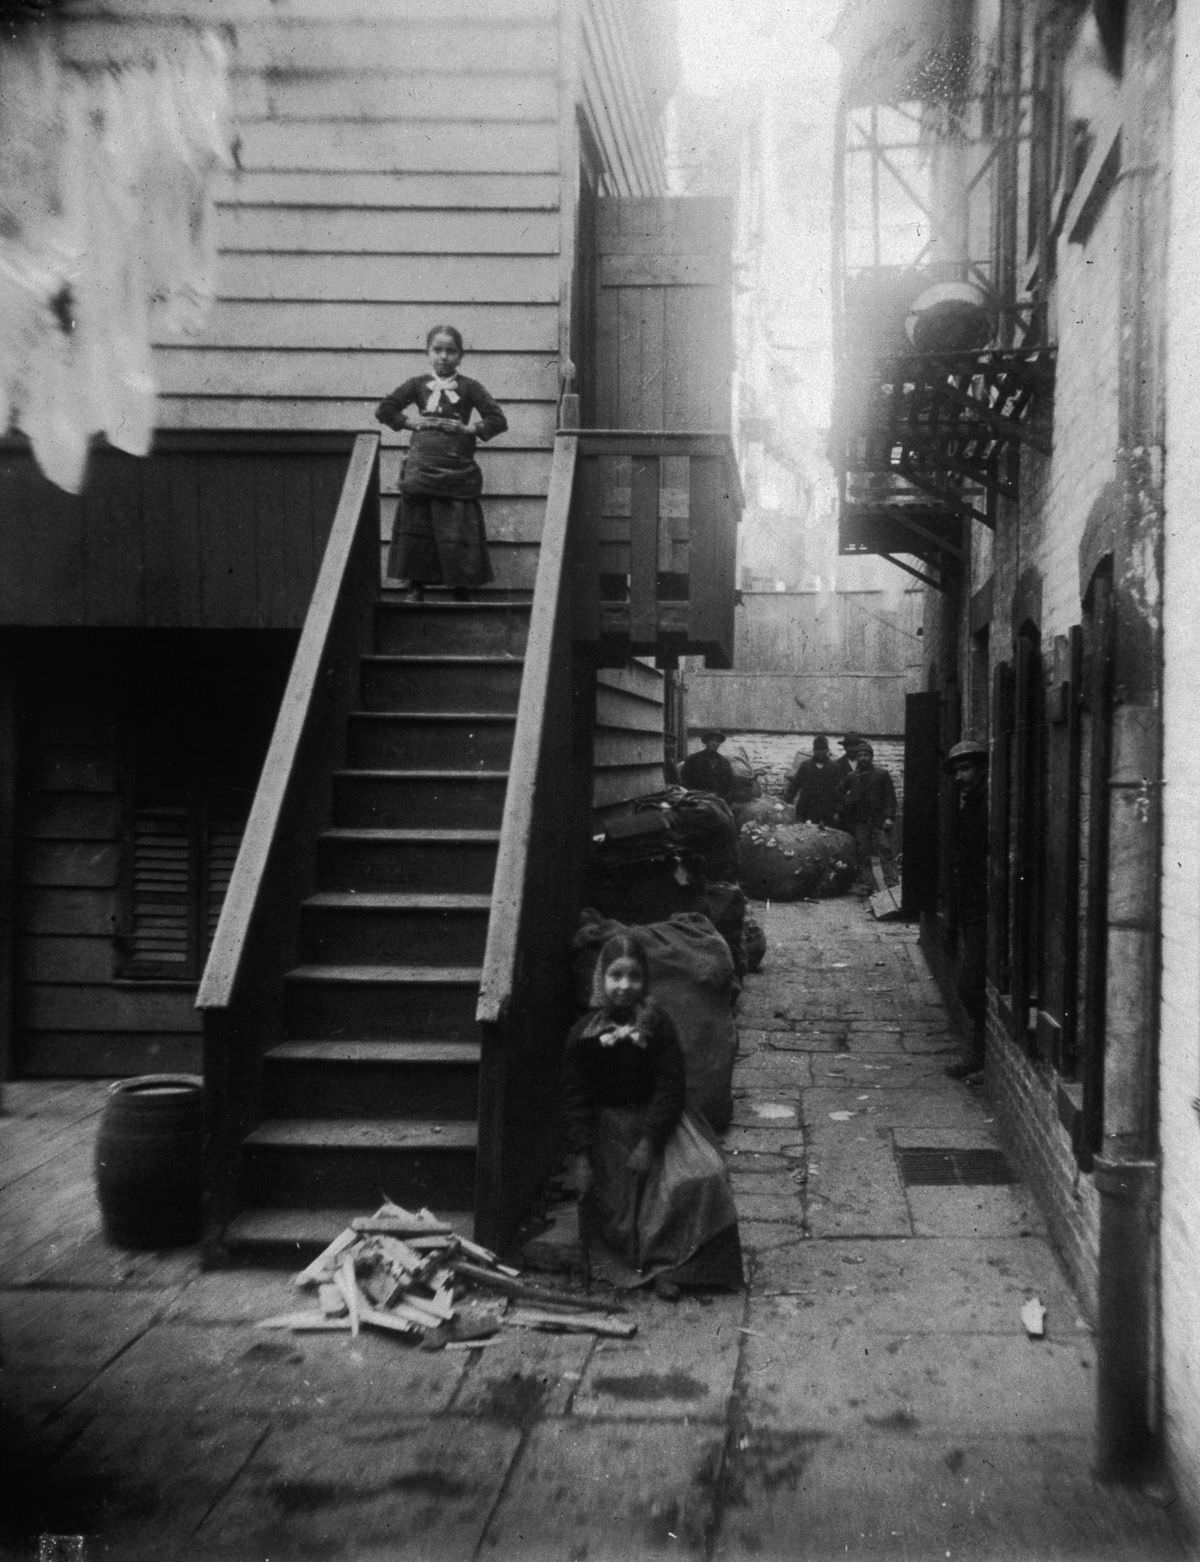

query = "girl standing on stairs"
[[562, 933, 743, 1300], [374, 324, 508, 602]]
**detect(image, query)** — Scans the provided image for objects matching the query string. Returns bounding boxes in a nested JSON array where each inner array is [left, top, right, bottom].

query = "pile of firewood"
[[257, 1202, 635, 1347]]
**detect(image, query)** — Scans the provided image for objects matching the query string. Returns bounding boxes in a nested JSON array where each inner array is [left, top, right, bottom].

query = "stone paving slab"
[[714, 1432, 1187, 1562], [730, 1187, 806, 1224], [744, 1237, 1084, 1335], [907, 1185, 1047, 1239], [805, 1084, 989, 1132], [190, 1417, 523, 1562], [811, 1055, 951, 1088], [483, 1418, 727, 1561], [730, 1097, 801, 1130], [738, 1321, 1096, 1436], [756, 1028, 849, 1053], [573, 1292, 743, 1422], [731, 1049, 814, 1087], [804, 1122, 911, 1239]]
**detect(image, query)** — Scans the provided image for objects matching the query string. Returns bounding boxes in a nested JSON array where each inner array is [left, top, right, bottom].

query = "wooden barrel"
[[94, 1074, 205, 1249]]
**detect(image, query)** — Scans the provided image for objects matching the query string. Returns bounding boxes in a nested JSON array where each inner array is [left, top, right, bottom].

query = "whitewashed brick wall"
[[720, 731, 906, 815]]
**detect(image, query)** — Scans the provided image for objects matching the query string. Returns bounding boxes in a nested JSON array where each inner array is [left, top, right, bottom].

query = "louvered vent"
[[120, 793, 245, 980], [125, 795, 195, 975]]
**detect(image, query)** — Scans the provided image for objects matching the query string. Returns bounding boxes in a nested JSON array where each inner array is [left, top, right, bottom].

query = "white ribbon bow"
[[423, 374, 461, 412]]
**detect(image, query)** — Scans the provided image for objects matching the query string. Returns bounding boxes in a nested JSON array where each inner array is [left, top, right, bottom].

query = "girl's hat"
[[813, 735, 831, 752], [699, 729, 726, 744]]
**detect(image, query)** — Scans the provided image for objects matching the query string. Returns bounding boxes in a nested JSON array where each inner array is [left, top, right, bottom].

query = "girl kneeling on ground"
[[563, 933, 743, 1300]]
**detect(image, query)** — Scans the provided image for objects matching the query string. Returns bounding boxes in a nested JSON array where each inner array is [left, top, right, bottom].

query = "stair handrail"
[[477, 431, 579, 1026], [198, 431, 381, 1012]]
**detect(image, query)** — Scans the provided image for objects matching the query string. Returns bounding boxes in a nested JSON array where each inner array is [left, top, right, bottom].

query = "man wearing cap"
[[679, 729, 736, 802], [783, 735, 841, 826], [840, 741, 897, 890], [942, 739, 990, 1082]]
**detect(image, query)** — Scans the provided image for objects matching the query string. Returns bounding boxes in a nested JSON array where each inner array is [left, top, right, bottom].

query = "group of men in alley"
[[677, 726, 991, 1084]]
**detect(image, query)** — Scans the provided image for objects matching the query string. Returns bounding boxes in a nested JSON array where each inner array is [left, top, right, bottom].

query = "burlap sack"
[[737, 821, 857, 901], [571, 910, 738, 1132]]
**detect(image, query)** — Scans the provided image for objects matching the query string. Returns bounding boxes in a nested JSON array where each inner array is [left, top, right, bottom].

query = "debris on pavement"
[[255, 1202, 635, 1347], [1021, 1296, 1047, 1338]]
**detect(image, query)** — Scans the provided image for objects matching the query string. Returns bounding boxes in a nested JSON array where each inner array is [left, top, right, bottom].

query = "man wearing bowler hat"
[[942, 738, 990, 1082], [679, 728, 736, 802]]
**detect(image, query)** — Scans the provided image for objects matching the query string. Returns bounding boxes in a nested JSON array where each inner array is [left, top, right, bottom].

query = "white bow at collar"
[[424, 374, 461, 411]]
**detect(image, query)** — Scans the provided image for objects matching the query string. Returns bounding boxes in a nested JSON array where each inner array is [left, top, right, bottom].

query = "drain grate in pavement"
[[896, 1147, 1015, 1187]]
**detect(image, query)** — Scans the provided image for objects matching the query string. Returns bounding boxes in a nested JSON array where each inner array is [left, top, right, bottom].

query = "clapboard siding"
[[54, 2, 567, 456], [13, 654, 200, 1075], [66, 0, 558, 18], [198, 303, 558, 351], [229, 73, 559, 124], [60, 21, 559, 74], [216, 255, 561, 304], [156, 353, 560, 402], [213, 173, 561, 210], [580, 0, 668, 198], [216, 209, 561, 255], [593, 661, 666, 817], [234, 122, 559, 174], [12, 632, 291, 1074]]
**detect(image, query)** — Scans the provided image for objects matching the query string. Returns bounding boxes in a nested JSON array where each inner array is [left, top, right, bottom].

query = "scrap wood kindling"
[[257, 1202, 635, 1347]]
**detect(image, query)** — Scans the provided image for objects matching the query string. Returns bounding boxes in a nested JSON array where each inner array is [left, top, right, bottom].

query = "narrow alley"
[[0, 896, 1189, 1562]]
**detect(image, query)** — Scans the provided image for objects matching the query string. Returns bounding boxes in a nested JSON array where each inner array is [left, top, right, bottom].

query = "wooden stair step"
[[286, 964, 482, 985], [319, 828, 501, 844], [223, 1205, 474, 1247], [266, 1039, 482, 1065], [245, 1119, 478, 1150], [303, 892, 492, 912]]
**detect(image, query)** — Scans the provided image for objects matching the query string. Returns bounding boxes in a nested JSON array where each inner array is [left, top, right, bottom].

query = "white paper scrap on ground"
[[1021, 1297, 1047, 1337]]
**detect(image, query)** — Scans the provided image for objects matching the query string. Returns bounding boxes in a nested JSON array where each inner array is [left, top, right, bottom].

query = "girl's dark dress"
[[375, 373, 507, 588], [563, 996, 743, 1289]]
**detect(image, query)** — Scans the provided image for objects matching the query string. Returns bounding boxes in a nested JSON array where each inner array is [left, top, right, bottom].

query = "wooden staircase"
[[221, 593, 530, 1261]]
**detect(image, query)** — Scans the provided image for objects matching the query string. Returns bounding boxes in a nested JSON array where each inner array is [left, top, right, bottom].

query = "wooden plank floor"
[[1, 1081, 129, 1286]]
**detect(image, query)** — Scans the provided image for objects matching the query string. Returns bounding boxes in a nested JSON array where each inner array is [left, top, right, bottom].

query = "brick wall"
[[1161, 0, 1200, 1526], [720, 731, 906, 816], [985, 1004, 1101, 1322]]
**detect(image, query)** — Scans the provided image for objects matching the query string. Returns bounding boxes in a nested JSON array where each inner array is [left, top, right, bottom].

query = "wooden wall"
[[10, 629, 294, 1076], [579, 0, 672, 197], [0, 436, 350, 629], [60, 0, 568, 592], [685, 588, 926, 735], [593, 660, 667, 824]]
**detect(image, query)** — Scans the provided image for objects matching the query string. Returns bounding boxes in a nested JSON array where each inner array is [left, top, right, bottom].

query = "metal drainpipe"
[[1092, 0, 1172, 1483], [1094, 702, 1160, 1480]]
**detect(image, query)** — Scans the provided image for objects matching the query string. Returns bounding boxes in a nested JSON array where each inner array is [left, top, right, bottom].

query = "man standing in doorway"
[[942, 739, 990, 1082]]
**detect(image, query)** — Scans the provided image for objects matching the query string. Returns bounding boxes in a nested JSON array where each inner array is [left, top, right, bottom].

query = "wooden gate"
[[591, 198, 733, 433]]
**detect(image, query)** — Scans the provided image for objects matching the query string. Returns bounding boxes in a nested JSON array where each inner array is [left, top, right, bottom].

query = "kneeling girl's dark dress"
[[375, 373, 507, 588], [563, 996, 743, 1290]]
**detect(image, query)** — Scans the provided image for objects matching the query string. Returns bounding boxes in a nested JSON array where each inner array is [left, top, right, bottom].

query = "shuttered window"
[[118, 787, 246, 981]]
